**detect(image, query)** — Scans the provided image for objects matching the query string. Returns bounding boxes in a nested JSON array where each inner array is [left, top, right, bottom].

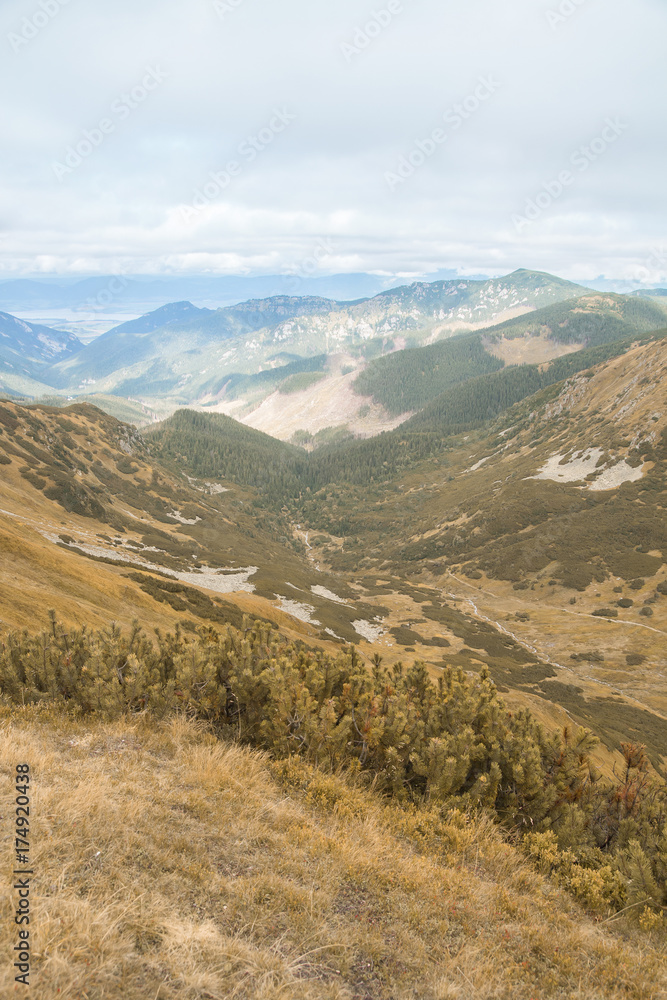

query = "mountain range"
[[0, 268, 665, 464], [0, 310, 82, 387], [2, 269, 667, 450], [0, 270, 595, 391], [1, 297, 667, 991], [0, 271, 409, 314]]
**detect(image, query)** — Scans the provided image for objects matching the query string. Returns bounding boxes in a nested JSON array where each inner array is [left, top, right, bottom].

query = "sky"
[[1, 0, 666, 283]]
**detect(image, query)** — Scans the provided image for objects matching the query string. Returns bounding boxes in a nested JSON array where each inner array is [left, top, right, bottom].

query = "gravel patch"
[[353, 620, 386, 642], [276, 597, 321, 625], [311, 585, 349, 605]]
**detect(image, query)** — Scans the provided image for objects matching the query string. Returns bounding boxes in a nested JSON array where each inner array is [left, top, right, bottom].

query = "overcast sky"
[[1, 0, 665, 282]]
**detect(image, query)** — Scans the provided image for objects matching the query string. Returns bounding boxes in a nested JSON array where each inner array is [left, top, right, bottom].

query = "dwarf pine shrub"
[[1, 613, 665, 919]]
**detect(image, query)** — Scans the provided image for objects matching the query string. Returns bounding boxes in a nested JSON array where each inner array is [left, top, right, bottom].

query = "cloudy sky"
[[1, 0, 665, 281]]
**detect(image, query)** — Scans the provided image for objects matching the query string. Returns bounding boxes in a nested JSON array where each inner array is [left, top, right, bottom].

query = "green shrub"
[[2, 615, 666, 919]]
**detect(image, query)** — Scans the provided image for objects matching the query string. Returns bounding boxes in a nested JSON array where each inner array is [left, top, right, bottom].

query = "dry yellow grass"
[[0, 402, 349, 658], [483, 333, 581, 366], [1, 708, 666, 999]]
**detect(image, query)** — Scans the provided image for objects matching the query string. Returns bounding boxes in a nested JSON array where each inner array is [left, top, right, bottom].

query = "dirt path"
[[442, 572, 667, 709], [447, 571, 667, 637]]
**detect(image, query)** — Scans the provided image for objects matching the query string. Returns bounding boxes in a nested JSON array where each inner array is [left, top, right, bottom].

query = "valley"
[[1, 272, 667, 996], [5, 5, 667, 993], [2, 312, 665, 777]]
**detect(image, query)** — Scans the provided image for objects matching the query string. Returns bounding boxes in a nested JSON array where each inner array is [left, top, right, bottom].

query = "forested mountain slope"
[[150, 331, 664, 497], [353, 332, 505, 415], [482, 292, 666, 347], [353, 294, 667, 416]]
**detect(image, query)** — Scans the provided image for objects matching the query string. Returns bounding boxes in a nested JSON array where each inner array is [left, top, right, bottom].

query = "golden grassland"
[[0, 513, 336, 660], [0, 517, 186, 637], [1, 708, 666, 1000], [482, 333, 581, 366], [0, 402, 343, 651], [431, 569, 667, 712]]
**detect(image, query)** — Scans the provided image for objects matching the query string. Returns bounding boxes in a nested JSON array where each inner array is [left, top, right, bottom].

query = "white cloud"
[[0, 0, 666, 281]]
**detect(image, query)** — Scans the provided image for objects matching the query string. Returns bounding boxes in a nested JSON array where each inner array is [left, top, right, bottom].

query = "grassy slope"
[[0, 401, 391, 645], [482, 293, 666, 346], [1, 709, 665, 1000], [0, 402, 293, 634]]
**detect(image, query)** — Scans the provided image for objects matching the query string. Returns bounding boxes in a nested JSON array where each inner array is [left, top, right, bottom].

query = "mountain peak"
[[107, 301, 211, 337]]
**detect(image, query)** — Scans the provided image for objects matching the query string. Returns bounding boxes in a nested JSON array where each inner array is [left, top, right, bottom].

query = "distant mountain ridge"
[[0, 272, 406, 313], [258, 269, 588, 349], [43, 295, 342, 389], [36, 270, 588, 399], [0, 311, 82, 383], [7, 270, 667, 440], [633, 288, 667, 298], [106, 300, 212, 335]]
